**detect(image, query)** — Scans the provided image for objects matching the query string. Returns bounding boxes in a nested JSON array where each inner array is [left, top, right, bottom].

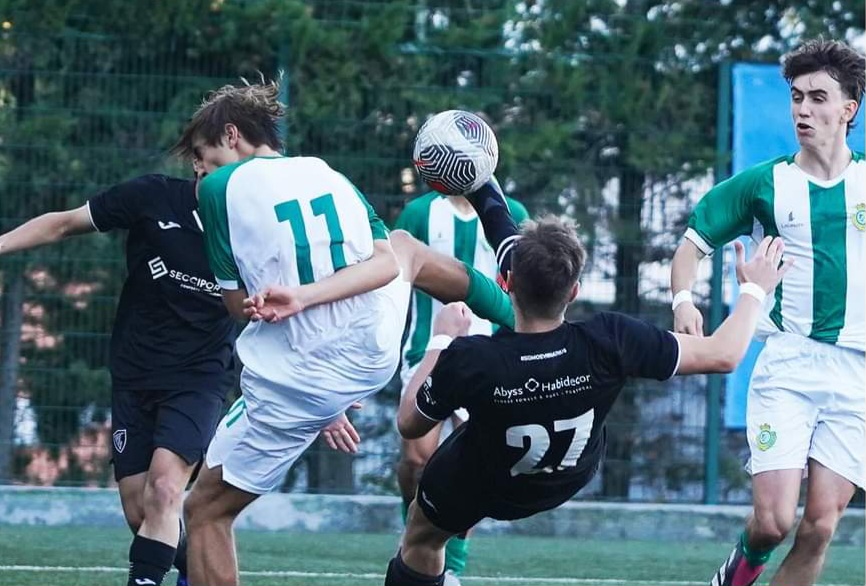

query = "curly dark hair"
[[783, 39, 865, 133]]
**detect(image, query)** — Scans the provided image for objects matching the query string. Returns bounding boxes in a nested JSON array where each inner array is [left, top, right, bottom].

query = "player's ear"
[[503, 270, 513, 293], [842, 99, 858, 124], [568, 281, 579, 303], [224, 123, 239, 147]]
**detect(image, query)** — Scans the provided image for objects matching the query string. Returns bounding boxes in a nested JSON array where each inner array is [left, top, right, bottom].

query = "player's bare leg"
[[138, 449, 196, 547], [118, 472, 147, 533], [122, 449, 197, 586], [184, 464, 258, 586], [391, 230, 471, 302], [711, 468, 800, 586], [397, 424, 444, 514], [769, 460, 855, 586], [390, 230, 513, 330], [385, 499, 454, 586]]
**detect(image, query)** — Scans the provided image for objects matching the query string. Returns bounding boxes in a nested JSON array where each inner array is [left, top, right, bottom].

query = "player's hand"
[[674, 303, 704, 337], [433, 302, 472, 338], [736, 237, 793, 294], [243, 285, 309, 323], [321, 404, 362, 454]]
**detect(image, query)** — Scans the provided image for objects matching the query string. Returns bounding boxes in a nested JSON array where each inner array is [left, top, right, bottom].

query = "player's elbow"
[[714, 355, 738, 374], [397, 418, 420, 439], [710, 346, 742, 373], [397, 414, 426, 440]]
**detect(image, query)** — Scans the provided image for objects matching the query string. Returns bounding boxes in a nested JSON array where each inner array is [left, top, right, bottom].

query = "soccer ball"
[[413, 110, 499, 196]]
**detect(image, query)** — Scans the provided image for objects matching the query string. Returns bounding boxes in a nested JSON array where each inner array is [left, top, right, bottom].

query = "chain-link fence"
[[3, 1, 859, 503]]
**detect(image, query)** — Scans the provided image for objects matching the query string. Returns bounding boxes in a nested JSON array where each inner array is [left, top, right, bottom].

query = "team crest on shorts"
[[852, 203, 866, 231], [756, 423, 776, 451], [113, 429, 127, 453]]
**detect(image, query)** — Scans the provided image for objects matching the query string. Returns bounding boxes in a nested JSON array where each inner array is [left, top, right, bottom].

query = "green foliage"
[[0, 0, 862, 496]]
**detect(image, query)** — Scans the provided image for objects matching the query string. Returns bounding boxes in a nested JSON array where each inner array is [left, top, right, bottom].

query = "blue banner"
[[724, 63, 866, 428]]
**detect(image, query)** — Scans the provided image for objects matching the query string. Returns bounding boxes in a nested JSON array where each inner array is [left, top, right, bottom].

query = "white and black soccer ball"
[[413, 110, 499, 196]]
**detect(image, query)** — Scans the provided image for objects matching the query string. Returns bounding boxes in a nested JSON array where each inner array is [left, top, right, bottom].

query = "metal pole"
[[705, 60, 732, 505]]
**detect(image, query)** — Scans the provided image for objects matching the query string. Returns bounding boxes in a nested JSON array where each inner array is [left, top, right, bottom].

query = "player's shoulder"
[[568, 311, 646, 341], [852, 151, 866, 163], [122, 173, 187, 190], [401, 191, 441, 212], [108, 174, 192, 203], [447, 333, 495, 352], [199, 161, 250, 202], [737, 154, 793, 179]]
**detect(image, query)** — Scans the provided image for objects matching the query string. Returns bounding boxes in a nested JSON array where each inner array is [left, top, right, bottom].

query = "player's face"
[[193, 139, 240, 174], [790, 71, 858, 150]]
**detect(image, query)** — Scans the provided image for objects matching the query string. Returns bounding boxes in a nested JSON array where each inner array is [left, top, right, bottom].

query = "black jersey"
[[88, 174, 237, 393], [415, 311, 679, 510]]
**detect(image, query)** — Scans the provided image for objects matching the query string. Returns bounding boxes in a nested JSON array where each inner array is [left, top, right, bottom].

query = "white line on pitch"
[[0, 565, 856, 586]]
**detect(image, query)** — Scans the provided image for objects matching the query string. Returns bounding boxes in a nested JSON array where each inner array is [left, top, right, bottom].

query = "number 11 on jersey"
[[274, 193, 347, 285]]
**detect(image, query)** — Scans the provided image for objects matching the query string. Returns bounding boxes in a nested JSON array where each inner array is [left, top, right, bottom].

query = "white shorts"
[[206, 275, 414, 495], [746, 332, 865, 489], [206, 397, 323, 494]]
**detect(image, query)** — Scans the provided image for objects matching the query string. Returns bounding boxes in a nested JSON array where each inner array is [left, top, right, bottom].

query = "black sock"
[[173, 519, 188, 577], [128, 534, 175, 586], [384, 550, 444, 586], [464, 177, 520, 280]]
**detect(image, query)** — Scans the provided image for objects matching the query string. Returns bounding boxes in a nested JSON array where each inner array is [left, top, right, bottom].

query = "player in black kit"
[[0, 172, 237, 586], [384, 181, 793, 586]]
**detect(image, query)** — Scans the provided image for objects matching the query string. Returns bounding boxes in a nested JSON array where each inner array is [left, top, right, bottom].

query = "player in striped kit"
[[670, 39, 864, 586], [394, 189, 528, 581]]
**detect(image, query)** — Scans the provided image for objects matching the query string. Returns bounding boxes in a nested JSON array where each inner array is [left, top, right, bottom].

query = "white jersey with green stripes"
[[198, 156, 406, 427], [395, 192, 529, 370], [685, 152, 865, 351]]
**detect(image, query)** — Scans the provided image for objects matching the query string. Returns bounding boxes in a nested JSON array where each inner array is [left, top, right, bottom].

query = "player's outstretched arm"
[[397, 302, 471, 439], [0, 205, 95, 256], [244, 239, 400, 322], [674, 237, 792, 375], [671, 239, 706, 336]]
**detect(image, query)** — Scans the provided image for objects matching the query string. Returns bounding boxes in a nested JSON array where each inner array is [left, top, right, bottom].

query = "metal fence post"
[[705, 60, 732, 504]]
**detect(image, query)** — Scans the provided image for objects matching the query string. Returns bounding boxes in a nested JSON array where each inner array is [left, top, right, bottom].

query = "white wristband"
[[739, 282, 767, 305], [426, 334, 454, 352], [671, 290, 694, 311]]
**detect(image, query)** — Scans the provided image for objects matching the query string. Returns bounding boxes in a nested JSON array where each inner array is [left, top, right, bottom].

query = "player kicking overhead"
[[380, 180, 792, 586], [393, 185, 529, 583], [171, 80, 516, 586]]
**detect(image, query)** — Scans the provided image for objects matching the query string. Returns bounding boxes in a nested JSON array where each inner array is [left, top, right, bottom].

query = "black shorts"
[[111, 388, 226, 481], [416, 425, 597, 534]]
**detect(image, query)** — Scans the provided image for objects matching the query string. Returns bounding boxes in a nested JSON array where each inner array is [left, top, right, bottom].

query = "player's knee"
[[144, 473, 185, 515], [390, 230, 421, 273], [400, 449, 431, 472], [122, 506, 145, 533], [751, 508, 795, 544], [796, 510, 841, 551], [183, 492, 206, 530]]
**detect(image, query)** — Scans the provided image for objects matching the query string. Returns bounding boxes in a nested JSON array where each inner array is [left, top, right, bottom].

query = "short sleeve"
[[590, 312, 680, 381], [339, 174, 389, 240], [394, 196, 429, 238], [684, 162, 770, 254], [415, 345, 471, 421], [197, 166, 243, 290], [87, 175, 162, 231]]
